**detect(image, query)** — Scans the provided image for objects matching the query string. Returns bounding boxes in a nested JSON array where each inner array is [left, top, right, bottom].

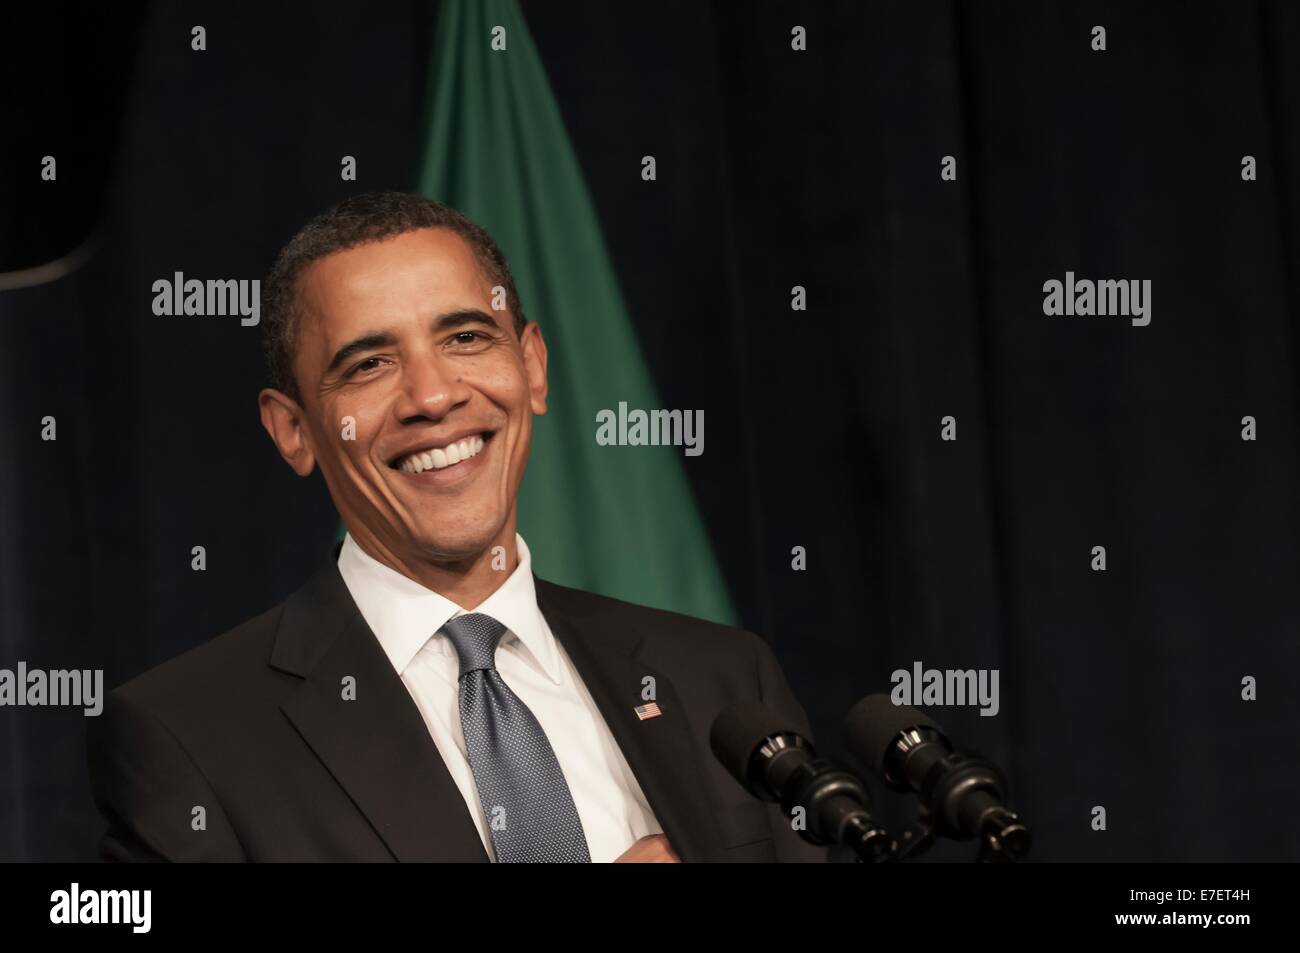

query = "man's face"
[[261, 227, 548, 565]]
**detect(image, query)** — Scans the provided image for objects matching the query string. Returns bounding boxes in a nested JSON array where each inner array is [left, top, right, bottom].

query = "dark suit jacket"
[[86, 549, 827, 862]]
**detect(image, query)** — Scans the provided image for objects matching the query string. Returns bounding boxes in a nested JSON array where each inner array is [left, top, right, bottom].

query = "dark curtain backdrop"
[[2, 0, 1297, 861]]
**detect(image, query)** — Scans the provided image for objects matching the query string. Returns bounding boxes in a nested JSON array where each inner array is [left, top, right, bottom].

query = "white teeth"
[[397, 435, 487, 473]]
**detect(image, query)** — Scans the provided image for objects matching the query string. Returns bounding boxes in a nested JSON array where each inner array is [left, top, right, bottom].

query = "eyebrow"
[[323, 309, 503, 377]]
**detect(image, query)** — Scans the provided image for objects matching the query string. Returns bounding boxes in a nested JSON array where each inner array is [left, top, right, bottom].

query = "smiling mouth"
[[391, 432, 493, 474]]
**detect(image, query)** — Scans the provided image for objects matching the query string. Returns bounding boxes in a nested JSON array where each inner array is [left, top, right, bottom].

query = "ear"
[[258, 388, 317, 477], [520, 321, 549, 416]]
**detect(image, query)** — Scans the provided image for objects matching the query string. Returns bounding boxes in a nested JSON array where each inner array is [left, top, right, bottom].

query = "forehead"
[[297, 227, 489, 326]]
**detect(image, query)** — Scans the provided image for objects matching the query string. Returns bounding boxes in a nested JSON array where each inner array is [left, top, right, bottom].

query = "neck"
[[347, 515, 521, 610]]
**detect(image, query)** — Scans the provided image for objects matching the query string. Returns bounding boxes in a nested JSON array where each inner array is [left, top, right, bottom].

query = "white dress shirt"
[[336, 532, 662, 862]]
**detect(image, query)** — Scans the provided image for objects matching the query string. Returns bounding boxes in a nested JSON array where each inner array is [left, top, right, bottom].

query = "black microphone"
[[710, 702, 895, 862], [842, 694, 1031, 861]]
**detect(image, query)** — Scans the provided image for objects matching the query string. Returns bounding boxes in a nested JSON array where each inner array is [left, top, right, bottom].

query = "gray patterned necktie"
[[440, 612, 591, 863]]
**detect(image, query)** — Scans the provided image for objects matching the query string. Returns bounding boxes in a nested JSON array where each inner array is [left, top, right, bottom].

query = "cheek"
[[473, 359, 532, 413], [510, 415, 533, 471], [321, 396, 386, 467]]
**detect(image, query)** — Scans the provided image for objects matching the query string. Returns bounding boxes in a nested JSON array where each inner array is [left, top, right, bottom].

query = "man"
[[86, 192, 824, 862]]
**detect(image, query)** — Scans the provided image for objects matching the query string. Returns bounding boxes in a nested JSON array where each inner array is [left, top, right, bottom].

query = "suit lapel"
[[267, 552, 726, 862], [271, 554, 488, 863], [536, 579, 725, 862]]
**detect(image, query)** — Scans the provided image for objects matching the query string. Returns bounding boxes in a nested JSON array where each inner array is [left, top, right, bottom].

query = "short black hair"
[[261, 192, 527, 402]]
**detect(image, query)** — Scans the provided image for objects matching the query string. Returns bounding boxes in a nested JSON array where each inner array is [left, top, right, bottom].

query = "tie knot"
[[441, 613, 508, 675]]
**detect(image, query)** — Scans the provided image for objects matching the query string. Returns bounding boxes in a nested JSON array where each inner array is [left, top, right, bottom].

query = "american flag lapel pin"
[[634, 702, 662, 721]]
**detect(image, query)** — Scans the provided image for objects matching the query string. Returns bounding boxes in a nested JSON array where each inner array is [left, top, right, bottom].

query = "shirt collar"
[[335, 532, 561, 685]]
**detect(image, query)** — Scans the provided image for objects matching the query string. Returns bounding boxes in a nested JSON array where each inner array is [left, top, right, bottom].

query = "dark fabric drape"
[[2, 0, 1296, 861]]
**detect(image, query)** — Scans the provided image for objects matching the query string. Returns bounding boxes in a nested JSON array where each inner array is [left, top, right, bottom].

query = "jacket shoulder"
[[106, 602, 286, 714], [534, 576, 767, 660]]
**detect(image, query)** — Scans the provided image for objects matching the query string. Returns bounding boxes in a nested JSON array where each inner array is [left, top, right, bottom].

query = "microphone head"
[[842, 694, 943, 778], [709, 702, 806, 791]]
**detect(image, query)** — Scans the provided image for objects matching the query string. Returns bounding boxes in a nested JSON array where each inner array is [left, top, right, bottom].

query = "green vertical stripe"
[[418, 0, 735, 623]]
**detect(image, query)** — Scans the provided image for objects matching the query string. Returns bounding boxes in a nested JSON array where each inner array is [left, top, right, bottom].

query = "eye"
[[347, 356, 388, 377], [447, 330, 493, 350]]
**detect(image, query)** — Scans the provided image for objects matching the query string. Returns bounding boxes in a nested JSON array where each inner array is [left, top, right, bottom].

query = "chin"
[[409, 521, 505, 563]]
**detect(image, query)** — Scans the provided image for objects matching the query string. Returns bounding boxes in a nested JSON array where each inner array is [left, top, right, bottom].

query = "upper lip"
[[387, 430, 493, 467]]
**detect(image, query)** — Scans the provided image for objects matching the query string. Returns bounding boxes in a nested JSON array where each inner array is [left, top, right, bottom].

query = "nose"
[[391, 350, 472, 423]]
